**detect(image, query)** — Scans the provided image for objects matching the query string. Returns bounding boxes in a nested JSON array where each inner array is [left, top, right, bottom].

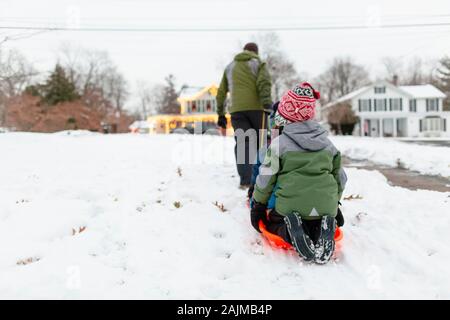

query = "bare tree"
[[381, 56, 403, 83], [404, 57, 426, 85], [58, 44, 83, 88], [0, 49, 36, 126], [0, 49, 36, 96], [150, 83, 166, 115], [134, 81, 171, 119], [104, 70, 128, 112], [136, 81, 153, 119], [404, 57, 440, 86], [380, 56, 439, 86], [316, 56, 370, 104], [57, 45, 129, 111], [250, 33, 301, 100]]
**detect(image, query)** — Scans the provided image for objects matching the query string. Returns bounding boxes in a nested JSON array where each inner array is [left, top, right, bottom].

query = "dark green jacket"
[[253, 121, 347, 220], [216, 51, 272, 115]]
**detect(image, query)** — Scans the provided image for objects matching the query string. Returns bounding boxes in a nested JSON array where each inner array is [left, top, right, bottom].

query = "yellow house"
[[147, 84, 232, 134]]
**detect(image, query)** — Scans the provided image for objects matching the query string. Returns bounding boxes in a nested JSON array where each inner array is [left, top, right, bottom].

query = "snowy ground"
[[330, 136, 450, 178], [0, 132, 449, 299]]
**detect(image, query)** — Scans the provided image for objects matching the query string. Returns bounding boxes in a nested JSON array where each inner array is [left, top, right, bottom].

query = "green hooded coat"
[[216, 51, 272, 115], [253, 120, 347, 220]]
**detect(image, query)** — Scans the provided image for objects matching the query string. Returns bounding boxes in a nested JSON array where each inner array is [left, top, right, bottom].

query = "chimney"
[[392, 74, 399, 86]]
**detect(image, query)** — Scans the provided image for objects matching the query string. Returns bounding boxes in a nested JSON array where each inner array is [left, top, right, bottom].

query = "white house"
[[323, 81, 450, 137]]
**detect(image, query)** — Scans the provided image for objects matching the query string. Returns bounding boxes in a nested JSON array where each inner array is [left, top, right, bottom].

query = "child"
[[247, 101, 280, 210], [250, 82, 347, 264]]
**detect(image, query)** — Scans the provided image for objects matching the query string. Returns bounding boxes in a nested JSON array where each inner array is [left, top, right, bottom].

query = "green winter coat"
[[253, 121, 347, 220], [216, 51, 272, 116]]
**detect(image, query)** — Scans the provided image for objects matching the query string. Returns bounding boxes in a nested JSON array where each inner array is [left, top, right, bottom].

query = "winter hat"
[[270, 101, 292, 128], [243, 42, 259, 54], [277, 82, 320, 123], [273, 110, 291, 127]]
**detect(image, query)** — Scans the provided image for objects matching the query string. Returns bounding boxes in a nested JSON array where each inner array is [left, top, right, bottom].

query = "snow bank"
[[0, 133, 449, 299], [330, 136, 450, 178]]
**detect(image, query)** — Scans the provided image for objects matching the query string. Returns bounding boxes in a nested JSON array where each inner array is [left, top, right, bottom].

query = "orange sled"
[[259, 220, 343, 250]]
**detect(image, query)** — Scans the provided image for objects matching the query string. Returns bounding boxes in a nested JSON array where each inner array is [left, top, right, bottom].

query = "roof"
[[178, 84, 218, 101], [398, 84, 446, 99], [323, 86, 370, 109], [179, 87, 204, 99], [323, 82, 446, 109]]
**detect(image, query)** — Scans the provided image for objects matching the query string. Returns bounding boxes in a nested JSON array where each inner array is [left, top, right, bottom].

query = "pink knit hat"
[[277, 82, 320, 122]]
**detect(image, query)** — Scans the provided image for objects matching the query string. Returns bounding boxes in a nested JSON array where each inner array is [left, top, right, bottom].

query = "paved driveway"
[[399, 139, 450, 147]]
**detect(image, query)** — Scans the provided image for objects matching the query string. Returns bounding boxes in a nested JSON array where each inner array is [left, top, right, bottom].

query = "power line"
[[0, 29, 51, 46], [2, 13, 450, 21], [1, 22, 450, 32]]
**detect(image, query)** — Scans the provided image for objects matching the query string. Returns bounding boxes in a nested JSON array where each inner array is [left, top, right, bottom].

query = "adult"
[[216, 42, 272, 188]]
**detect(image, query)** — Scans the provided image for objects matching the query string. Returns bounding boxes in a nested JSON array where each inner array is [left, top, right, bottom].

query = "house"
[[147, 84, 231, 134], [179, 85, 218, 114], [323, 81, 450, 137]]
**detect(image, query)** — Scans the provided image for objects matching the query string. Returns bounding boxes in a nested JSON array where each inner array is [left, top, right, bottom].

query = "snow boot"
[[284, 213, 315, 261], [314, 216, 336, 264]]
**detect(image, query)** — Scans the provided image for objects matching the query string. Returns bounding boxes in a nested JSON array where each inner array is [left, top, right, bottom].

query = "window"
[[206, 101, 212, 112], [421, 117, 443, 132], [358, 99, 371, 112], [409, 99, 417, 112], [389, 98, 402, 111], [426, 98, 439, 112], [191, 101, 197, 112], [374, 99, 387, 111], [374, 86, 386, 94]]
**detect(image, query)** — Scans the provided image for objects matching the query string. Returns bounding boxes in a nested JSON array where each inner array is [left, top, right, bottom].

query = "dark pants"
[[266, 211, 291, 243], [231, 110, 266, 185], [267, 211, 323, 244]]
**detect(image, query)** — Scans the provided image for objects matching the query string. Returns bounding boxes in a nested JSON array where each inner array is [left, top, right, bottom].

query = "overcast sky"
[[1, 0, 450, 109]]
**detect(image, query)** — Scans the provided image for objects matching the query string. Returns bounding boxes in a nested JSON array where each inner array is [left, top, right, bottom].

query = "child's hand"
[[217, 115, 227, 129], [250, 201, 267, 233]]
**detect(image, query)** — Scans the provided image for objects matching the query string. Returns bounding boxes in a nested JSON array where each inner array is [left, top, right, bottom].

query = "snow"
[[399, 84, 446, 99], [52, 130, 101, 137], [330, 136, 450, 178], [0, 133, 449, 299], [179, 86, 204, 99]]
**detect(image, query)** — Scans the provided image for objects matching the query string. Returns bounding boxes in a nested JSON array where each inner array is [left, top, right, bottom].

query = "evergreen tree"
[[41, 64, 79, 106], [437, 57, 450, 111], [24, 85, 41, 97], [158, 74, 180, 114]]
